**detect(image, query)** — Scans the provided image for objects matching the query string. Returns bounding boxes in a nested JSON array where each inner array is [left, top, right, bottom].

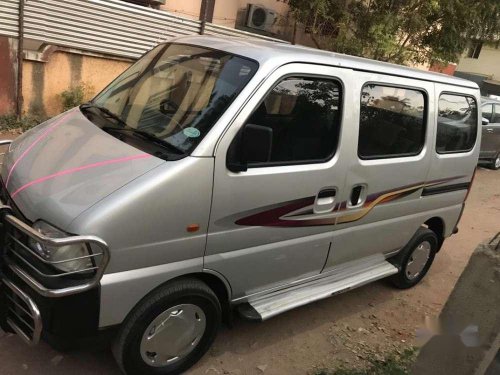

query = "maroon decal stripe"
[[234, 175, 465, 228]]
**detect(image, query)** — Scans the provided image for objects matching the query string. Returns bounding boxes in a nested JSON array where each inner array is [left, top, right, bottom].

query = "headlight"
[[28, 221, 93, 274]]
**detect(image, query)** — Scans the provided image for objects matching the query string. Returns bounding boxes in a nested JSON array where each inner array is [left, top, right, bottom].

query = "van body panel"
[[205, 64, 353, 298], [1, 108, 164, 229], [67, 157, 214, 274]]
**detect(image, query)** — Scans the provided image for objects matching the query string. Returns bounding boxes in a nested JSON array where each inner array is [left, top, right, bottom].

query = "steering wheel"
[[159, 99, 179, 115], [157, 99, 184, 136]]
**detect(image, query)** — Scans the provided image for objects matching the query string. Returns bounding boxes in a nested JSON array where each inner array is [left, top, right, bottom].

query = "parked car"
[[0, 36, 481, 375], [479, 97, 500, 169]]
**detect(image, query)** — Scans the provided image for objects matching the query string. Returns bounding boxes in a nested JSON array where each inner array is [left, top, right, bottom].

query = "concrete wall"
[[161, 0, 202, 20], [22, 50, 131, 117], [456, 43, 500, 80]]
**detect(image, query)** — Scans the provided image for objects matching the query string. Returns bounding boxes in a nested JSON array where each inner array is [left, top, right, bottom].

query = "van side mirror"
[[227, 124, 273, 173], [482, 117, 490, 125]]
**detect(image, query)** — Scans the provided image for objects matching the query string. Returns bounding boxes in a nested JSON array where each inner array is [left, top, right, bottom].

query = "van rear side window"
[[358, 84, 426, 159], [437, 94, 477, 153]]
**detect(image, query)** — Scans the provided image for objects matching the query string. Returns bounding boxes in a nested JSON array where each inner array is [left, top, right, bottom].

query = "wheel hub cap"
[[495, 156, 500, 169], [406, 241, 431, 280], [140, 304, 206, 367]]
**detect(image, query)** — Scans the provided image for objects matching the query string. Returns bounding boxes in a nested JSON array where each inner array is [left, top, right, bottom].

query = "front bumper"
[[0, 267, 102, 348]]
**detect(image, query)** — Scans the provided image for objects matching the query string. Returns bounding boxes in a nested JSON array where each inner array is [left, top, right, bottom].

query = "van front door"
[[204, 64, 352, 300]]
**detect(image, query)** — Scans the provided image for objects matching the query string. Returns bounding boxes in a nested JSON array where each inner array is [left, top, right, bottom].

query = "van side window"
[[244, 77, 341, 164], [482, 104, 493, 122], [358, 84, 426, 159], [493, 104, 500, 123], [436, 94, 477, 153]]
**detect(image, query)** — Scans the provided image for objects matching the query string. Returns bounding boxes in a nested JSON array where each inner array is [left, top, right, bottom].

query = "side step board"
[[238, 257, 399, 321]]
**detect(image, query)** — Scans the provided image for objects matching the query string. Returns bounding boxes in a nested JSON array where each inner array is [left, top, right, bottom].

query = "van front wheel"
[[113, 278, 221, 375], [390, 228, 438, 289]]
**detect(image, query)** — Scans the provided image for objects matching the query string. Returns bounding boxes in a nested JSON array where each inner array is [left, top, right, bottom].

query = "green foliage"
[[59, 83, 93, 112], [0, 113, 43, 133], [287, 0, 500, 66], [314, 347, 418, 375]]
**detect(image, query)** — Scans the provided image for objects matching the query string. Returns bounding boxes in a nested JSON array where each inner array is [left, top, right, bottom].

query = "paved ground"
[[0, 167, 499, 375]]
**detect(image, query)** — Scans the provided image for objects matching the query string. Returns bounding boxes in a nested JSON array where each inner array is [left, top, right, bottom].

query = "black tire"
[[389, 227, 438, 289], [112, 278, 221, 375], [489, 152, 500, 170]]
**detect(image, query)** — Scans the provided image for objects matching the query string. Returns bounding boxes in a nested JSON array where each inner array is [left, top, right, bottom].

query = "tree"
[[287, 0, 500, 66]]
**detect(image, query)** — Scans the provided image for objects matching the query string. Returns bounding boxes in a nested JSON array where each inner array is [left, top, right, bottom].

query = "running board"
[[238, 257, 399, 321]]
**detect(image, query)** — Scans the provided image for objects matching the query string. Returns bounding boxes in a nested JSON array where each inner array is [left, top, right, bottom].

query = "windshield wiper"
[[102, 126, 185, 155], [81, 102, 129, 128]]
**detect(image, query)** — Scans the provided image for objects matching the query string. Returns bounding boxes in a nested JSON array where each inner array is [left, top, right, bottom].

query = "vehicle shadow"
[[0, 279, 399, 375]]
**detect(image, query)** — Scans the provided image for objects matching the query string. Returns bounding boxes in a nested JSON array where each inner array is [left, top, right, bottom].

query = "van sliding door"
[[324, 73, 435, 269]]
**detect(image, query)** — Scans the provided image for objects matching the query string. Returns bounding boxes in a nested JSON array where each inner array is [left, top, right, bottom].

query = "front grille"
[[0, 178, 9, 205], [2, 279, 42, 345]]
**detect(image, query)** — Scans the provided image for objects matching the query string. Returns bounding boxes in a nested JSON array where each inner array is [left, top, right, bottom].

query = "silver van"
[[479, 97, 500, 169], [0, 36, 481, 374]]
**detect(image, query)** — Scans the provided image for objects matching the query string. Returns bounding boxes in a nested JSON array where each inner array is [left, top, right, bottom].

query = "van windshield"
[[86, 43, 258, 156]]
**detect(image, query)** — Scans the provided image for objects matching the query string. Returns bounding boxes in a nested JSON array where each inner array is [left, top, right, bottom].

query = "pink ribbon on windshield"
[[5, 112, 71, 187], [11, 154, 152, 199]]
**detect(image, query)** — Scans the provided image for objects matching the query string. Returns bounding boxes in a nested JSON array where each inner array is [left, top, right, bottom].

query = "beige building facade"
[[455, 42, 500, 97]]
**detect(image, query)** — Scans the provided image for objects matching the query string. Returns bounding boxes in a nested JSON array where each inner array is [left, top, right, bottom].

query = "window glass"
[[244, 77, 341, 164], [467, 41, 483, 59], [482, 104, 493, 122], [358, 84, 426, 158], [91, 43, 258, 155], [437, 94, 477, 153], [493, 104, 500, 123]]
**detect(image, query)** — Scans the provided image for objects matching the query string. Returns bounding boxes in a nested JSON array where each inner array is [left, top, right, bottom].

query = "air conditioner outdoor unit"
[[246, 4, 277, 31]]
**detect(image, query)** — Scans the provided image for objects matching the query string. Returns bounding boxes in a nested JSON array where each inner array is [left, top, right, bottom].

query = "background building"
[[454, 41, 500, 98]]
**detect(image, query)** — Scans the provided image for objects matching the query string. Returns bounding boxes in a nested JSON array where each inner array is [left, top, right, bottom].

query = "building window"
[[119, 0, 163, 9], [436, 94, 477, 153], [358, 84, 426, 159], [467, 41, 483, 59]]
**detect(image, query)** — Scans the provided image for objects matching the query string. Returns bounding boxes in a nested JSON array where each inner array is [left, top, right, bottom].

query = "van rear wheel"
[[390, 227, 438, 289], [112, 278, 221, 375]]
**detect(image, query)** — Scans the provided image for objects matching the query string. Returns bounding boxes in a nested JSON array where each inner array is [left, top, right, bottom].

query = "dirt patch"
[[0, 154, 498, 375]]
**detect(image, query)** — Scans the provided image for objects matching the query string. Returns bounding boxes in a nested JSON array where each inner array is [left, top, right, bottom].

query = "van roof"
[[169, 35, 478, 90]]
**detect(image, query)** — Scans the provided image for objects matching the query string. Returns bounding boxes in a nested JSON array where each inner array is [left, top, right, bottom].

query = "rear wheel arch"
[[423, 217, 445, 250]]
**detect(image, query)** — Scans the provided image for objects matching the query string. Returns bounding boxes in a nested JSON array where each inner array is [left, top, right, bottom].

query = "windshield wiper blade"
[[102, 126, 185, 155], [81, 103, 129, 128]]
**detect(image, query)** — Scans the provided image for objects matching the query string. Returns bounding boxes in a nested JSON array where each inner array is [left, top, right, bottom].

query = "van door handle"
[[318, 188, 336, 199], [486, 128, 494, 133], [315, 188, 337, 212], [349, 185, 366, 207]]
